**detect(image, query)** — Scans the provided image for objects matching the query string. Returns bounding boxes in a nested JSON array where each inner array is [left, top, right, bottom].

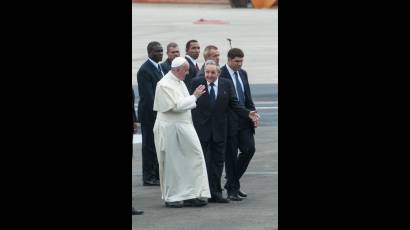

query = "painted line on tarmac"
[[135, 101, 278, 107], [133, 134, 142, 144], [258, 107, 277, 109], [132, 171, 277, 176], [134, 105, 277, 110], [245, 171, 278, 175], [255, 101, 278, 105]]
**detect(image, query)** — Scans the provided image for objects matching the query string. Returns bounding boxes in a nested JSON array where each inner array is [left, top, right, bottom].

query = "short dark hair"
[[167, 42, 178, 51], [185, 40, 198, 52], [203, 45, 218, 60], [147, 41, 161, 54], [227, 48, 244, 59]]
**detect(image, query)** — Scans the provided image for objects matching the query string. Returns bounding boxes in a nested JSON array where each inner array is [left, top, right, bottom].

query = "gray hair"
[[204, 60, 220, 72], [203, 45, 218, 60]]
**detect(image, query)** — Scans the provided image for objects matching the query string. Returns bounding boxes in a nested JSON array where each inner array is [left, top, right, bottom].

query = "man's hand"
[[193, 84, 206, 98], [133, 122, 139, 134], [248, 111, 260, 128]]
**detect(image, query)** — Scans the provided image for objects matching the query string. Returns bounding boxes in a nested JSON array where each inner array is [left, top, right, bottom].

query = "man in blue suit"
[[136, 41, 164, 186], [220, 48, 257, 200]]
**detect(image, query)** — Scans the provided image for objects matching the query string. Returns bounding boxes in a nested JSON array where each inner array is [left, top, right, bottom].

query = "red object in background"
[[133, 0, 229, 4], [193, 18, 229, 24]]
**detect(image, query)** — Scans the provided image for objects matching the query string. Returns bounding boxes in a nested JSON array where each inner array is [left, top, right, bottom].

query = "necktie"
[[209, 82, 216, 108], [157, 64, 164, 77], [234, 71, 245, 105], [195, 63, 199, 72]]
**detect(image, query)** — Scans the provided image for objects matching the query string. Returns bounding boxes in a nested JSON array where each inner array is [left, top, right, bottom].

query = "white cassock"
[[153, 72, 211, 202]]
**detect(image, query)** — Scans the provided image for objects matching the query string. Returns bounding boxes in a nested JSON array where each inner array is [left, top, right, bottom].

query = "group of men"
[[132, 40, 258, 213]]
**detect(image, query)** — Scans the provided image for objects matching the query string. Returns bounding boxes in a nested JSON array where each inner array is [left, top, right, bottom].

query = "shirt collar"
[[226, 64, 237, 77], [185, 55, 197, 65], [207, 78, 219, 87], [148, 58, 159, 68]]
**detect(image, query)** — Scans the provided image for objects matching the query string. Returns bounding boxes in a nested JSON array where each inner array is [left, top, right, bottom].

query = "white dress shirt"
[[226, 65, 244, 98], [207, 78, 218, 98]]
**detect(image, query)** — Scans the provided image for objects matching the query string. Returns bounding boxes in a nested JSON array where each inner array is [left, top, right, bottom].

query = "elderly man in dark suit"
[[184, 40, 200, 90], [132, 88, 143, 215], [220, 48, 257, 200], [136, 41, 164, 186], [190, 60, 259, 203]]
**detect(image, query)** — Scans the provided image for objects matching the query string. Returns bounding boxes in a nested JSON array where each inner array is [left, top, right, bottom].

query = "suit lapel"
[[185, 57, 193, 66], [199, 79, 211, 109], [147, 60, 162, 81], [221, 66, 230, 81], [239, 70, 250, 102], [215, 79, 224, 109], [185, 57, 196, 76]]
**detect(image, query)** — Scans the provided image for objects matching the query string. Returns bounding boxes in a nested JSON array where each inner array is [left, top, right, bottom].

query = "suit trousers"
[[140, 121, 159, 182], [224, 127, 255, 193], [132, 129, 134, 159], [201, 136, 226, 197]]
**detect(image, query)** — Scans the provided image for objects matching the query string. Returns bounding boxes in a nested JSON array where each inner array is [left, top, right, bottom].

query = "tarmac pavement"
[[132, 126, 277, 230]]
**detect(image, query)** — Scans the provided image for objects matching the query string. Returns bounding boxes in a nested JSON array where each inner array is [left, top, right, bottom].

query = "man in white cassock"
[[153, 56, 210, 208]]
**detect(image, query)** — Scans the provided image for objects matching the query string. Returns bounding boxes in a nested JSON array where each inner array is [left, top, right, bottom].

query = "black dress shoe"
[[143, 179, 160, 186], [238, 190, 247, 198], [165, 201, 183, 208], [227, 193, 243, 201], [208, 194, 230, 203], [132, 208, 144, 215], [183, 198, 207, 207]]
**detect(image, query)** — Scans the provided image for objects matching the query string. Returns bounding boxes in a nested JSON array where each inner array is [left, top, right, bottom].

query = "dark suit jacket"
[[184, 57, 198, 90], [160, 59, 172, 76], [132, 88, 137, 123], [191, 76, 250, 143], [196, 64, 205, 79], [136, 60, 163, 125], [219, 65, 256, 136]]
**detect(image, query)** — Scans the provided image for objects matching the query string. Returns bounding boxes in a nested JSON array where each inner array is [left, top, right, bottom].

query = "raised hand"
[[193, 84, 206, 98]]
